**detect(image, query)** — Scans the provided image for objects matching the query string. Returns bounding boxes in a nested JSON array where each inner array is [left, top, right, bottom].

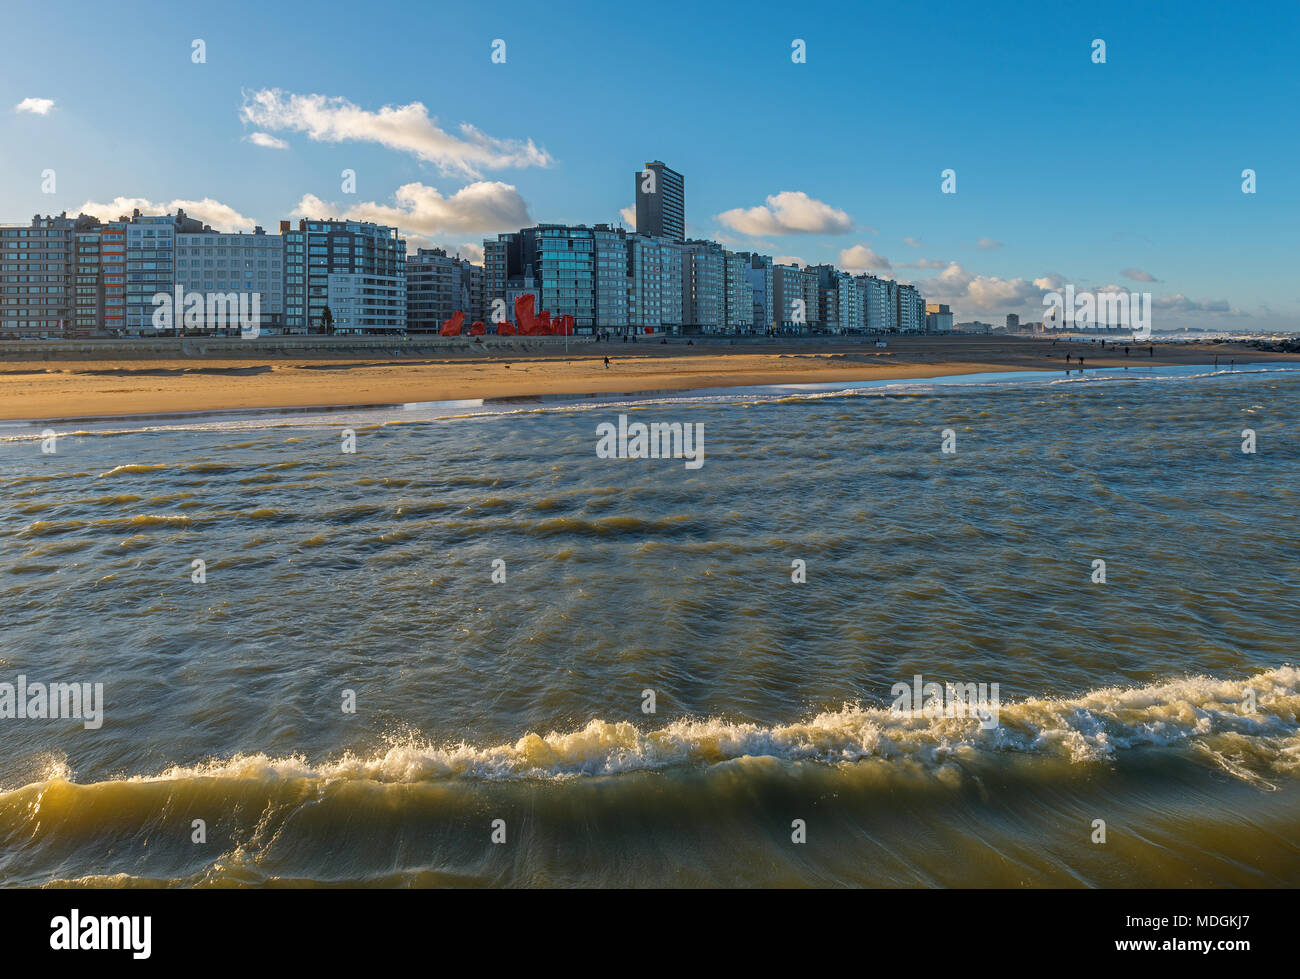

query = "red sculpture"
[[513, 294, 537, 335], [504, 296, 578, 337], [496, 320, 516, 336], [440, 311, 465, 336], [468, 320, 486, 336]]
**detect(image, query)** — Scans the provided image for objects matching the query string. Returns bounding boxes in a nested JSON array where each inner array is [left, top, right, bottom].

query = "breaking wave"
[[6, 667, 1296, 796]]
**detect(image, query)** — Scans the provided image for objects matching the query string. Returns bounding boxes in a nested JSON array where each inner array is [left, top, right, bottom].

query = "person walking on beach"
[[1149, 346, 1154, 357], [1125, 346, 1130, 357], [1065, 353, 1071, 364], [604, 356, 610, 370]]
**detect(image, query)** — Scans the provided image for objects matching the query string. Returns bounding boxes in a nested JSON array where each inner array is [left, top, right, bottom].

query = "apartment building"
[[633, 160, 685, 242], [897, 283, 924, 332], [406, 247, 483, 331], [281, 218, 405, 333], [722, 250, 753, 332], [72, 228, 104, 337], [593, 226, 628, 330], [857, 274, 897, 332], [741, 253, 774, 332], [836, 272, 862, 332], [173, 227, 285, 333], [772, 263, 818, 330], [657, 238, 684, 330], [682, 240, 724, 332], [124, 210, 209, 333], [626, 234, 663, 331], [533, 225, 596, 329], [927, 303, 954, 332], [0, 213, 81, 337]]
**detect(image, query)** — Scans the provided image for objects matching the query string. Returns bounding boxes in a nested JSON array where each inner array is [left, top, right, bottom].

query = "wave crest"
[[12, 666, 1289, 793]]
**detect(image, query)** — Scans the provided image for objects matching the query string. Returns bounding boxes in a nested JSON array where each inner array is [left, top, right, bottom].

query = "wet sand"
[[1, 335, 1294, 422]]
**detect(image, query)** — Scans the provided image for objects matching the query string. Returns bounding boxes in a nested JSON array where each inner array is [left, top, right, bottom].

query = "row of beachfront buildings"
[[478, 224, 929, 337], [0, 209, 405, 338], [1, 161, 937, 338]]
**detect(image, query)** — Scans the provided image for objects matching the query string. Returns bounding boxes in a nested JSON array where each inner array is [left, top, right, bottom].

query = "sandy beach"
[[2, 335, 1295, 422]]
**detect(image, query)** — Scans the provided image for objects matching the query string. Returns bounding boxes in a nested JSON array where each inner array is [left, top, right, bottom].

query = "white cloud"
[[902, 237, 923, 248], [838, 244, 892, 273], [240, 88, 552, 178], [455, 243, 485, 265], [906, 263, 1251, 327], [293, 181, 531, 238], [975, 238, 1003, 250], [244, 132, 288, 150], [72, 196, 257, 232], [619, 206, 635, 229], [15, 97, 55, 115], [1154, 294, 1232, 314], [914, 262, 1055, 313], [1122, 267, 1158, 282], [774, 255, 808, 268], [717, 191, 853, 236]]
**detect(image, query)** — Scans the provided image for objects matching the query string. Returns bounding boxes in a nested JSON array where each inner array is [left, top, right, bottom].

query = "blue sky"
[[3, 0, 1296, 330]]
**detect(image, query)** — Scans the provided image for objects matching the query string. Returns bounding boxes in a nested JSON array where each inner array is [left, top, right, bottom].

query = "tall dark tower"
[[633, 161, 685, 242]]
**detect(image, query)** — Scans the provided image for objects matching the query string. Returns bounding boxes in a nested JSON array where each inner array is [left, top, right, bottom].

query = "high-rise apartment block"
[[634, 161, 685, 242]]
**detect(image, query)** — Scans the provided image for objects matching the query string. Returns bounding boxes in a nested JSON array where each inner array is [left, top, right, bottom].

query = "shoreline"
[[0, 361, 1034, 427], [3, 335, 1297, 423]]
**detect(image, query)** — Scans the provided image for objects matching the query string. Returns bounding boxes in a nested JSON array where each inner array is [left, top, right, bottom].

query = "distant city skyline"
[[2, 0, 1296, 331]]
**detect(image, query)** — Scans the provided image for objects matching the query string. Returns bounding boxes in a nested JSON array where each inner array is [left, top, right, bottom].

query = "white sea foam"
[[12, 666, 1288, 792]]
